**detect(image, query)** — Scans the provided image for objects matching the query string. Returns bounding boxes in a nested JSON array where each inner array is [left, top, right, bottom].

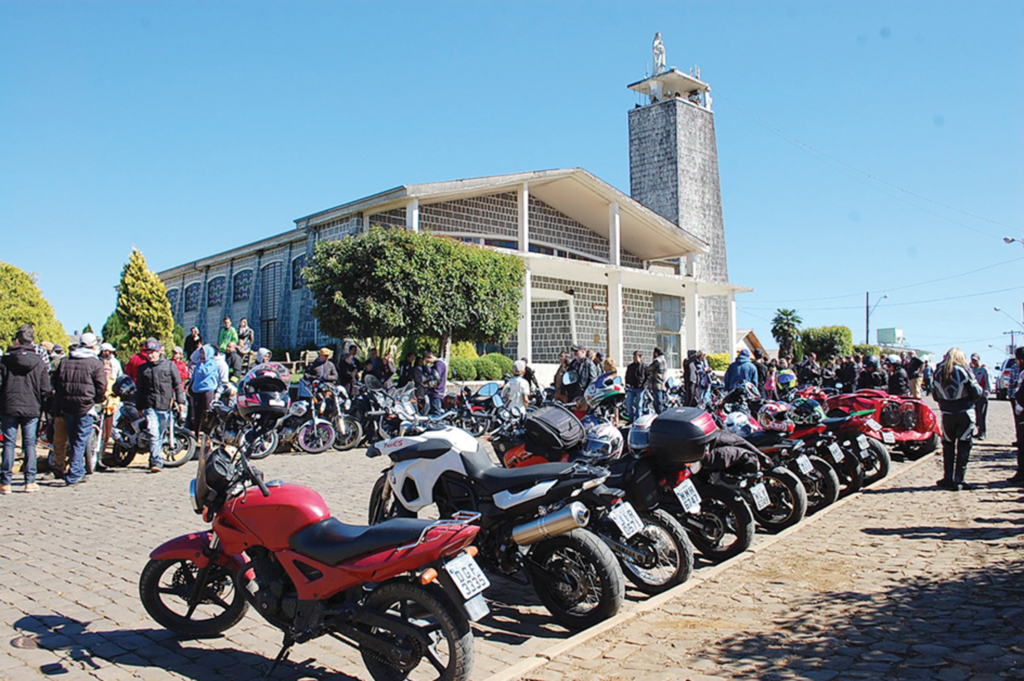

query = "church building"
[[158, 38, 750, 369]]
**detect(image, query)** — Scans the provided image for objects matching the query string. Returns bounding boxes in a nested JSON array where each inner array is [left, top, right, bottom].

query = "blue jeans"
[[64, 411, 94, 485], [625, 389, 644, 422], [2, 416, 39, 486], [652, 389, 667, 414], [429, 396, 443, 416], [144, 408, 170, 468]]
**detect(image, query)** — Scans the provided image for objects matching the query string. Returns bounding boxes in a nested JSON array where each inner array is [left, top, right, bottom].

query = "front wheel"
[[683, 483, 755, 563], [862, 438, 892, 485], [162, 431, 196, 468], [368, 473, 414, 524], [297, 420, 336, 453], [239, 427, 278, 460], [361, 581, 474, 681], [111, 442, 135, 468], [526, 529, 625, 631], [616, 510, 694, 595], [751, 467, 807, 534], [139, 558, 248, 638], [332, 416, 363, 451], [458, 413, 490, 437]]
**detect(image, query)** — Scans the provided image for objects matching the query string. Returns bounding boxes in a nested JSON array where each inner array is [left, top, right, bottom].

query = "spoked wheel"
[[332, 416, 363, 451], [526, 529, 625, 631], [458, 413, 489, 437], [163, 431, 197, 468], [618, 510, 694, 595], [684, 484, 756, 563], [111, 442, 135, 468], [751, 467, 808, 534], [297, 421, 336, 453], [862, 438, 892, 485], [239, 427, 279, 460], [361, 581, 474, 681], [139, 559, 247, 638]]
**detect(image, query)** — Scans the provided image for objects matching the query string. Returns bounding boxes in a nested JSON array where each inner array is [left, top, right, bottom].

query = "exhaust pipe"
[[512, 502, 590, 546]]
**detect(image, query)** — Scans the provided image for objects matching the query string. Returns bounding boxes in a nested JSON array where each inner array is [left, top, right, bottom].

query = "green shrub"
[[853, 344, 881, 358], [706, 352, 731, 371], [482, 353, 513, 376], [448, 357, 477, 381], [401, 337, 478, 361], [472, 356, 502, 381], [800, 326, 853, 362], [452, 341, 479, 360]]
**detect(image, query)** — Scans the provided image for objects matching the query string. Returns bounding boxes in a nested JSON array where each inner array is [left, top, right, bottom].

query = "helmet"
[[743, 382, 760, 401], [758, 402, 795, 433], [627, 414, 656, 452], [790, 397, 825, 425], [886, 354, 901, 366], [236, 362, 291, 422], [864, 355, 880, 370], [581, 417, 624, 462], [584, 372, 626, 408], [112, 375, 136, 399], [776, 370, 798, 392], [724, 411, 755, 437]]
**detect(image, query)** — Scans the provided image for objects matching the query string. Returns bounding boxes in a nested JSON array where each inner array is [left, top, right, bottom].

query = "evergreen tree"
[[113, 248, 174, 361], [82, 323, 93, 334], [0, 260, 68, 346]]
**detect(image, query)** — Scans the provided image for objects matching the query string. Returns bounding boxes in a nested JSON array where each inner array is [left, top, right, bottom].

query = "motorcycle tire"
[[139, 558, 248, 638], [331, 416, 363, 451], [898, 432, 939, 461], [797, 455, 840, 516], [240, 428, 278, 460], [111, 442, 135, 468], [683, 483, 755, 563], [459, 413, 490, 437], [617, 509, 694, 595], [162, 431, 197, 468], [526, 528, 625, 631], [84, 427, 99, 475], [297, 421, 336, 454], [862, 438, 892, 485], [833, 445, 865, 498], [751, 467, 808, 534], [361, 581, 474, 681], [367, 473, 415, 524]]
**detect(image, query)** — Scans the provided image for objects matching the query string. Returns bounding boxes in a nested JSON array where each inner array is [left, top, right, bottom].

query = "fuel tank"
[[214, 482, 330, 552]]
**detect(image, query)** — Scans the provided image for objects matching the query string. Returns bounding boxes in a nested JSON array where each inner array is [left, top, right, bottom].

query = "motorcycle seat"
[[461, 444, 573, 493], [288, 516, 433, 567], [387, 438, 453, 462], [821, 416, 851, 427], [744, 430, 786, 448]]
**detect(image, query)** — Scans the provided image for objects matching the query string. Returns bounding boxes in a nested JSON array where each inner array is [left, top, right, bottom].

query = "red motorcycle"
[[823, 389, 940, 459], [140, 364, 488, 681]]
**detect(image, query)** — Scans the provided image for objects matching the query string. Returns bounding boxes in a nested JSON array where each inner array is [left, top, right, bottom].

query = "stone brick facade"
[[367, 208, 406, 230], [421, 193, 518, 237], [623, 287, 656, 356]]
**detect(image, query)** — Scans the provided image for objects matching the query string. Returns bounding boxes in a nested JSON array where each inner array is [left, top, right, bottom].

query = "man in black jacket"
[[223, 342, 244, 380], [885, 354, 910, 397], [53, 332, 106, 486], [568, 345, 597, 403], [0, 325, 51, 494], [136, 339, 186, 472], [625, 351, 647, 420]]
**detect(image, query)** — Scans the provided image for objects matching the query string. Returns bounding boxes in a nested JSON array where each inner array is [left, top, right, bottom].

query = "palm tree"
[[771, 309, 803, 359]]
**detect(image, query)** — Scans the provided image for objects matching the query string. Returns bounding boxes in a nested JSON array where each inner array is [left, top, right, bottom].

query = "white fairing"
[[493, 481, 556, 510], [419, 426, 480, 453], [390, 448, 468, 513]]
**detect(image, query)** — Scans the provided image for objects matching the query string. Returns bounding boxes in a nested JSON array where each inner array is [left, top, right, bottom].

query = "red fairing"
[[149, 531, 248, 571], [825, 392, 940, 442], [215, 483, 331, 554]]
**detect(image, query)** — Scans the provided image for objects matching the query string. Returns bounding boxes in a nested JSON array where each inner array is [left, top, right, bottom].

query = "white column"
[[518, 183, 529, 253], [517, 268, 532, 361], [685, 285, 700, 352], [406, 198, 420, 232], [608, 202, 620, 266], [727, 292, 737, 355], [607, 271, 624, 368]]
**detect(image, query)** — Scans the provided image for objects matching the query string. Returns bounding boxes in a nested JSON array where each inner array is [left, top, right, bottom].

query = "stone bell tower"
[[627, 36, 731, 352]]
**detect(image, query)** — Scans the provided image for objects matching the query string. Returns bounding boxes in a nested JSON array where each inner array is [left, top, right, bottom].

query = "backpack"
[[424, 365, 440, 389]]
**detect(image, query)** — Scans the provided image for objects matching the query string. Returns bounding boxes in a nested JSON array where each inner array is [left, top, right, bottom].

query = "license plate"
[[882, 431, 895, 444], [463, 593, 489, 622], [795, 454, 814, 475], [673, 479, 702, 515], [608, 501, 645, 540], [750, 482, 771, 510], [856, 435, 869, 449], [865, 418, 882, 431], [828, 442, 844, 463], [445, 553, 490, 600]]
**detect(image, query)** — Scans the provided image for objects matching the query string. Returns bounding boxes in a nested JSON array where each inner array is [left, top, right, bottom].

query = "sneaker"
[[1009, 473, 1024, 483], [24, 483, 39, 493], [65, 477, 87, 487], [0, 485, 11, 495], [149, 466, 163, 473], [936, 478, 955, 489]]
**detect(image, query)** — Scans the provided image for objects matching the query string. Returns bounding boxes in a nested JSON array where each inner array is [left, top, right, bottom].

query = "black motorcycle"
[[105, 377, 196, 469]]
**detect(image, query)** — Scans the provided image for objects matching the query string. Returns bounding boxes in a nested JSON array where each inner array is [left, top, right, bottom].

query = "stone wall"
[[421, 193, 518, 237], [531, 299, 572, 363], [623, 287, 655, 356], [532, 275, 607, 356], [367, 208, 406, 230]]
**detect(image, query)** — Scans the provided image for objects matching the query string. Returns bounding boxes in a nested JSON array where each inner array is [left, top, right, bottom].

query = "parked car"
[[995, 357, 1017, 400]]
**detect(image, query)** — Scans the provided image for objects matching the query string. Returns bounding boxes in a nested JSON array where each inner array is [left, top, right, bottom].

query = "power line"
[[741, 285, 1024, 311]]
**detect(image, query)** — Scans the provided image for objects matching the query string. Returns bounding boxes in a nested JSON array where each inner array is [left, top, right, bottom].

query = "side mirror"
[[492, 394, 504, 408], [479, 382, 500, 397], [563, 370, 579, 386]]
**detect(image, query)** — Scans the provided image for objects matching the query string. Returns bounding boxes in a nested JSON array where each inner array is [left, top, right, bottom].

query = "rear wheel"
[[527, 529, 625, 631], [862, 438, 892, 485], [361, 581, 474, 681], [796, 455, 840, 515], [297, 421, 336, 453], [139, 559, 247, 638], [833, 444, 865, 498], [239, 427, 278, 460], [618, 510, 694, 595], [683, 483, 755, 562], [899, 432, 939, 460], [750, 467, 807, 533], [368, 473, 415, 523]]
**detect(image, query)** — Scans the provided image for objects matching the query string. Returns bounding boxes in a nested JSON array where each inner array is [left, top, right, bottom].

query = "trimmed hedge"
[[707, 353, 731, 371], [800, 326, 853, 361], [448, 357, 477, 381], [472, 356, 503, 381], [853, 344, 881, 358], [482, 353, 514, 376]]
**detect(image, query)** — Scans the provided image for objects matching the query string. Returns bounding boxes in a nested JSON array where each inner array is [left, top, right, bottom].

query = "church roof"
[[295, 168, 709, 261]]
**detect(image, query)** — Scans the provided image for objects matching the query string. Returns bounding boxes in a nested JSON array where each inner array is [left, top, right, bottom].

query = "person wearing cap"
[[0, 325, 51, 494], [304, 348, 339, 384], [135, 339, 186, 472], [647, 347, 669, 413], [969, 353, 990, 440], [52, 332, 106, 486], [501, 360, 530, 409], [98, 342, 123, 463], [885, 354, 910, 397]]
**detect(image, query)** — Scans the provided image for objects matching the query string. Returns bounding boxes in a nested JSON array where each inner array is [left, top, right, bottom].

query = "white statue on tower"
[[652, 33, 666, 75]]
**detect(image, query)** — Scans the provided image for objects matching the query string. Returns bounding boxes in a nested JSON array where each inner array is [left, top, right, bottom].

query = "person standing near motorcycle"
[[304, 348, 339, 384], [136, 339, 186, 473], [424, 351, 447, 416], [500, 360, 531, 409], [837, 355, 859, 392], [53, 332, 106, 486], [648, 347, 669, 413], [724, 349, 758, 393], [568, 345, 597, 404], [885, 354, 910, 397], [183, 327, 203, 359], [188, 344, 221, 434], [798, 352, 823, 387], [0, 325, 51, 494], [968, 353, 990, 440], [932, 348, 983, 491], [396, 351, 417, 388], [223, 342, 244, 381], [338, 344, 361, 395], [857, 355, 888, 390], [753, 349, 769, 394], [124, 340, 148, 382], [626, 351, 647, 419], [236, 318, 254, 355], [1009, 346, 1024, 485], [98, 342, 123, 466]]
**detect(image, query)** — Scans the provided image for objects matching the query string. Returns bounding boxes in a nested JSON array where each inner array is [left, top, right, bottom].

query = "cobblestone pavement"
[[514, 401, 1024, 681], [1, 400, 1019, 681]]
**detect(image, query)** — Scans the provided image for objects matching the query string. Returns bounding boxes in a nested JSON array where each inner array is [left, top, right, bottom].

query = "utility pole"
[[865, 292, 869, 345]]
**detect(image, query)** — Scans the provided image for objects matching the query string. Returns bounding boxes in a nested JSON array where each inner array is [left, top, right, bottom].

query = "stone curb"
[[482, 450, 938, 681]]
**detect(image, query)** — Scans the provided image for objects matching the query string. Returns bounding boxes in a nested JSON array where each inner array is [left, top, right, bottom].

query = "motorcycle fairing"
[[493, 481, 557, 510], [391, 447, 469, 512], [149, 531, 248, 571]]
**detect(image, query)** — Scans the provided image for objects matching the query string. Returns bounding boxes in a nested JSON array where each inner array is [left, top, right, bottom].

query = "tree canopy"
[[0, 260, 68, 346], [801, 325, 854, 361], [109, 248, 174, 361], [305, 227, 525, 357], [771, 308, 803, 359]]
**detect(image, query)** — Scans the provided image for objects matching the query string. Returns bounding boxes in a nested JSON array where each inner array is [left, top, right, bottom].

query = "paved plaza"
[[0, 400, 1021, 681]]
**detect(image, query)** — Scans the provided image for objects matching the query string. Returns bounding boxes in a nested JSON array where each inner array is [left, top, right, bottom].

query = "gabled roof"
[[295, 168, 709, 261]]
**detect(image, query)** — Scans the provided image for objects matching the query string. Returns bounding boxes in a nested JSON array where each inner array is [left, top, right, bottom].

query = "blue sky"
[[2, 1, 1022, 367]]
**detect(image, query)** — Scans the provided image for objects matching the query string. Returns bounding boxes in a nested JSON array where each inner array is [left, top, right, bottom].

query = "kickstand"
[[263, 635, 294, 679]]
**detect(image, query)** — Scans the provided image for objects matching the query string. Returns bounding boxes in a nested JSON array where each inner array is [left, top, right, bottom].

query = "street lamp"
[[994, 307, 1024, 330], [865, 293, 888, 345], [1004, 236, 1023, 247]]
